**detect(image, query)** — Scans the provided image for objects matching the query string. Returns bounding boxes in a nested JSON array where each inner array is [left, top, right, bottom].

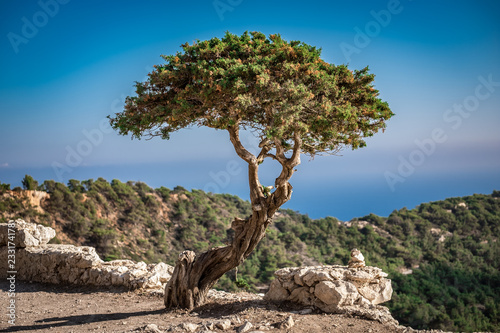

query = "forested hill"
[[1, 178, 499, 332]]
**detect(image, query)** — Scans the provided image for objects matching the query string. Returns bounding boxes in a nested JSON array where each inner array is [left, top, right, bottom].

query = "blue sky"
[[1, 0, 499, 220]]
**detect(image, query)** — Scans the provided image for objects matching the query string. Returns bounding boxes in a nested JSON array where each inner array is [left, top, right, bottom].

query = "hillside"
[[1, 178, 499, 332]]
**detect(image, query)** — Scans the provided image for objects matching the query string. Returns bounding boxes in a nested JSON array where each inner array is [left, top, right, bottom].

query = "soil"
[[1, 280, 416, 333]]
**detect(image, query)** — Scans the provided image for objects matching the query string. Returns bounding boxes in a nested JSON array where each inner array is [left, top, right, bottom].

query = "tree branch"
[[289, 131, 302, 168], [256, 139, 272, 164], [227, 125, 263, 206], [273, 138, 287, 165], [227, 125, 256, 164], [264, 153, 278, 161], [266, 130, 302, 215]]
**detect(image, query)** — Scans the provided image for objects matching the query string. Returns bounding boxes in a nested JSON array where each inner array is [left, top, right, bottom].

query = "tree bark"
[[164, 210, 272, 309], [164, 124, 300, 310]]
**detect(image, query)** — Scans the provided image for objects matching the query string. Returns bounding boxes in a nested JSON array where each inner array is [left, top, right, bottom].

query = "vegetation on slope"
[[1, 177, 499, 332]]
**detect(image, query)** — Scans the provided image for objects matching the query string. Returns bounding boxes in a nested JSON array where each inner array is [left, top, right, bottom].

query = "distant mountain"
[[1, 178, 499, 332]]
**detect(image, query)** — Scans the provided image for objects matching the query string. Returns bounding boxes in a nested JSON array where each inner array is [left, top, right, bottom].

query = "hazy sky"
[[1, 0, 499, 220]]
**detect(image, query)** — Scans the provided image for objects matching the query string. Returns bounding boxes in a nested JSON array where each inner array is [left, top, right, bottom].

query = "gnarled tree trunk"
[[164, 211, 269, 308], [164, 125, 299, 309]]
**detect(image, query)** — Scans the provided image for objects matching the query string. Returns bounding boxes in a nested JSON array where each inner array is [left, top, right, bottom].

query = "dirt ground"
[[0, 280, 416, 333]]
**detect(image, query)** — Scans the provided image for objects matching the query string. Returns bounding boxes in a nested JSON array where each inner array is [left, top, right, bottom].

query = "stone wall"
[[265, 250, 397, 325], [0, 219, 173, 291]]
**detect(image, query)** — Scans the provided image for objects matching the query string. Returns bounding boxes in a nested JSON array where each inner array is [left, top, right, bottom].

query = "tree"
[[0, 182, 10, 192], [21, 175, 38, 191], [68, 179, 85, 193], [41, 180, 56, 193], [109, 31, 393, 309]]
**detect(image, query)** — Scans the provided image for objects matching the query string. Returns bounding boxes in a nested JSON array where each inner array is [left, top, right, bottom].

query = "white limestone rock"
[[0, 242, 174, 291], [237, 321, 253, 333], [357, 278, 393, 305], [314, 280, 360, 307], [265, 261, 395, 325], [263, 279, 289, 301], [216, 319, 232, 330], [348, 248, 365, 268], [302, 269, 331, 286], [0, 219, 56, 247]]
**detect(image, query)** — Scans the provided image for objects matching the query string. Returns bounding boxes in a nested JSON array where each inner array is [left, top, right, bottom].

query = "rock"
[[341, 304, 398, 326], [216, 319, 232, 330], [302, 269, 331, 286], [180, 322, 199, 332], [357, 278, 393, 305], [264, 279, 289, 301], [237, 321, 253, 333], [231, 316, 242, 325], [348, 248, 365, 268], [314, 280, 360, 307], [201, 322, 215, 332], [293, 267, 309, 286], [0, 242, 174, 291], [0, 219, 178, 292], [151, 262, 175, 282], [345, 269, 374, 284], [142, 323, 163, 333], [288, 286, 314, 305], [0, 245, 100, 282], [328, 268, 345, 280], [265, 260, 396, 325], [0, 219, 56, 247], [67, 246, 103, 268], [276, 316, 294, 329]]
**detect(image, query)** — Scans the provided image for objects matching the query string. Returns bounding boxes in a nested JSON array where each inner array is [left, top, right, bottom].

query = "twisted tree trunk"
[[164, 211, 270, 309], [164, 125, 299, 309]]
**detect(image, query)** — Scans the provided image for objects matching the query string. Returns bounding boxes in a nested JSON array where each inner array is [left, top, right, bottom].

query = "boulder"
[[314, 280, 360, 307], [357, 278, 393, 305], [263, 279, 289, 301], [0, 219, 56, 247], [302, 269, 331, 286], [288, 286, 313, 305]]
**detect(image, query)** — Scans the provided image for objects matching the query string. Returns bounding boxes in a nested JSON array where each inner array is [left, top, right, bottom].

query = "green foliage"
[[21, 174, 38, 190], [156, 186, 171, 201], [109, 31, 393, 155], [235, 277, 251, 290], [0, 182, 11, 193], [68, 179, 85, 193]]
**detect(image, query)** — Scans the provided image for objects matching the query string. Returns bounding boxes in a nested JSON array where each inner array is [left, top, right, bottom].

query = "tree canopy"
[[109, 31, 393, 157], [109, 31, 394, 309], [22, 174, 38, 191]]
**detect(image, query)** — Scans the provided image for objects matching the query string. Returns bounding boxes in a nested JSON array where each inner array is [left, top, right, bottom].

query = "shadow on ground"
[[1, 309, 165, 332]]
